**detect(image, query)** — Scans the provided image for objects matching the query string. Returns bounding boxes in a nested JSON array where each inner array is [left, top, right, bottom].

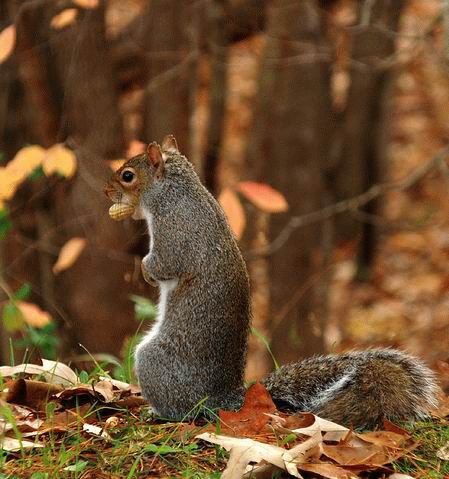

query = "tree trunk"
[[203, 0, 230, 195], [333, 0, 405, 275], [247, 0, 333, 364], [7, 0, 142, 356], [141, 1, 196, 153]]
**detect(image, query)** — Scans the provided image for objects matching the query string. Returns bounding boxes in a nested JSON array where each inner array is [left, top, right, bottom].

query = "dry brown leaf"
[[218, 188, 246, 240], [0, 25, 16, 64], [73, 0, 99, 8], [238, 181, 288, 213], [17, 301, 52, 328], [219, 382, 277, 435], [43, 144, 77, 178], [53, 237, 87, 274], [298, 463, 357, 479], [50, 8, 78, 29], [6, 378, 63, 409]]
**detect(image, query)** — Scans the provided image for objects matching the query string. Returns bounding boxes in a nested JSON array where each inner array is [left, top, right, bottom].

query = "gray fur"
[[263, 348, 439, 428], [134, 151, 250, 419]]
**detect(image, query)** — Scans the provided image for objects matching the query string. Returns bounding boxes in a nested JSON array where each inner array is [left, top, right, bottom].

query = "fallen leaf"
[[43, 144, 77, 178], [238, 181, 288, 213], [73, 0, 99, 8], [197, 431, 322, 478], [41, 359, 79, 386], [0, 359, 78, 386], [389, 474, 416, 479], [6, 378, 62, 409], [0, 436, 44, 452], [218, 188, 246, 240], [16, 301, 52, 328], [50, 8, 78, 29], [83, 423, 111, 439], [298, 463, 357, 479], [437, 442, 449, 460], [0, 25, 16, 64], [293, 413, 350, 442], [219, 382, 277, 435], [53, 237, 87, 274], [99, 376, 141, 394]]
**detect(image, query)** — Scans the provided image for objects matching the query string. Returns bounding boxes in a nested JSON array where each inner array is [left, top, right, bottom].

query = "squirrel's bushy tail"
[[262, 348, 439, 429]]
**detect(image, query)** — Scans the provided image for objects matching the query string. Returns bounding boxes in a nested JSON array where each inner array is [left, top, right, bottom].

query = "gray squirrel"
[[104, 136, 439, 429]]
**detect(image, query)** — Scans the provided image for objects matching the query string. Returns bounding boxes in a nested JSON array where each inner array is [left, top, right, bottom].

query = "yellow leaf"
[[17, 302, 52, 328], [53, 238, 87, 275], [0, 167, 19, 201], [73, 0, 99, 8], [43, 144, 77, 178], [238, 181, 289, 213], [50, 8, 78, 30], [218, 188, 246, 240], [8, 145, 46, 183], [109, 159, 126, 171], [0, 25, 16, 65]]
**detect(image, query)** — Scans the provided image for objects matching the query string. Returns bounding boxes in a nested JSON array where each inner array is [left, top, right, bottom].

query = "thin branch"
[[248, 145, 449, 258]]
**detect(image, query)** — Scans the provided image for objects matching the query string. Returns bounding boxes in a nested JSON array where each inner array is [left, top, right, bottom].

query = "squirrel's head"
[[104, 135, 180, 221]]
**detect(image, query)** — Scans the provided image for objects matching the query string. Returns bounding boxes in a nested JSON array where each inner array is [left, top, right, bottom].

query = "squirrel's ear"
[[162, 134, 179, 154], [147, 142, 164, 176]]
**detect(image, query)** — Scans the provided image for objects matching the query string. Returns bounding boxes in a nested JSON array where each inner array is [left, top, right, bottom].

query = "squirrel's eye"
[[121, 170, 135, 183]]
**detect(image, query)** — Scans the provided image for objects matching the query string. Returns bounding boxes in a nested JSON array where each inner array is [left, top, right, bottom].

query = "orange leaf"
[[219, 383, 277, 435], [126, 140, 146, 158], [238, 181, 288, 213], [218, 188, 246, 240], [0, 25, 16, 65], [53, 238, 87, 274], [43, 144, 77, 178], [73, 0, 99, 8], [50, 8, 78, 30], [17, 302, 52, 328]]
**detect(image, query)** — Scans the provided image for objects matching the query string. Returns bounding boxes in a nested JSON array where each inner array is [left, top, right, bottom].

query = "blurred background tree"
[[0, 0, 448, 387]]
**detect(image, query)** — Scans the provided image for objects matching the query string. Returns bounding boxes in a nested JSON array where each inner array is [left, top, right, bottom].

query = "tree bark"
[[141, 1, 196, 153], [333, 0, 405, 274], [247, 0, 333, 363], [7, 0, 143, 356]]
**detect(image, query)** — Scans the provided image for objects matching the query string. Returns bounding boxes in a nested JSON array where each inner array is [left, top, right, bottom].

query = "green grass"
[[391, 417, 449, 478], [1, 406, 225, 478], [2, 412, 448, 478]]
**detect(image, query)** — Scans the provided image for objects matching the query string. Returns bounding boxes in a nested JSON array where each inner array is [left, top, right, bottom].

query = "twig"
[[248, 145, 449, 258]]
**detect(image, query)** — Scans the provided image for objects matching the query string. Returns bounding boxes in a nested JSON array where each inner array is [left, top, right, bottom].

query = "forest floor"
[[1, 363, 449, 479], [2, 406, 449, 478]]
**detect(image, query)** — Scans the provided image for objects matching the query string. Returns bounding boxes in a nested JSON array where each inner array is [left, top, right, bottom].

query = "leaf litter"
[[0, 365, 447, 477]]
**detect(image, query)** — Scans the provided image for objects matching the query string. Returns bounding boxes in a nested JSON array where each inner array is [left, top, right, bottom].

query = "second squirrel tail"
[[262, 348, 439, 429]]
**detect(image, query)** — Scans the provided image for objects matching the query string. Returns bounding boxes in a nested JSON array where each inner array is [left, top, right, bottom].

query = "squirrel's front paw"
[[141, 260, 157, 286]]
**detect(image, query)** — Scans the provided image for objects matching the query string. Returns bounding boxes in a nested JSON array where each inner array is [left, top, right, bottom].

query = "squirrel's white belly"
[[135, 278, 178, 358]]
